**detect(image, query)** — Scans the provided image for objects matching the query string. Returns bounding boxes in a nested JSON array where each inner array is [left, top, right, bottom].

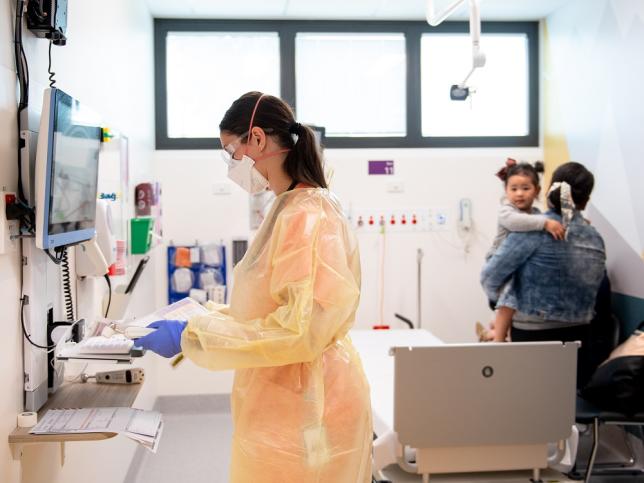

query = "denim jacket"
[[481, 211, 606, 326]]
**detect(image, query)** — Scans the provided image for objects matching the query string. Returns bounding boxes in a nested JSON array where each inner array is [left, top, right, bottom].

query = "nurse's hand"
[[135, 320, 187, 358]]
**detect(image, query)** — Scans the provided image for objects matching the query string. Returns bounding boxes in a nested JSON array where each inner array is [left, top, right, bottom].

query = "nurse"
[[137, 92, 373, 482]]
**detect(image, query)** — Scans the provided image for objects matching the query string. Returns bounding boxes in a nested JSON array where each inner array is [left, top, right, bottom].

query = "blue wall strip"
[[613, 292, 644, 338]]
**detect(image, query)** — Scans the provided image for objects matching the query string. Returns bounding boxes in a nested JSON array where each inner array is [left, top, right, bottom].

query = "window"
[[154, 20, 538, 149], [421, 33, 529, 137], [165, 31, 280, 140], [295, 33, 406, 138]]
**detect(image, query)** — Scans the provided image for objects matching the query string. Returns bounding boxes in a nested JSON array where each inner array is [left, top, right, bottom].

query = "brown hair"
[[219, 91, 327, 189]]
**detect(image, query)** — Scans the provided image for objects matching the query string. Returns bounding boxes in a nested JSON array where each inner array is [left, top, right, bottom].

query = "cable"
[[13, 1, 46, 357], [432, 230, 469, 251], [14, 0, 29, 203], [47, 40, 56, 88], [20, 295, 56, 350], [394, 313, 414, 329], [51, 354, 63, 379], [14, 1, 28, 109], [60, 248, 74, 321], [45, 248, 62, 264], [104, 274, 112, 318], [21, 296, 80, 353], [64, 363, 88, 383], [50, 321, 83, 384], [379, 224, 386, 326]]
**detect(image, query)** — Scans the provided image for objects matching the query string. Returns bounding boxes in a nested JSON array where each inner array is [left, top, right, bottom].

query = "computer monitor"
[[35, 88, 102, 250], [307, 125, 325, 148]]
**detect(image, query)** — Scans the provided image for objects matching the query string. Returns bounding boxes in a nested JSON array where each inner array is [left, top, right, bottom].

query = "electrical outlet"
[[387, 180, 405, 193], [434, 208, 450, 231], [212, 182, 232, 195], [0, 191, 20, 255]]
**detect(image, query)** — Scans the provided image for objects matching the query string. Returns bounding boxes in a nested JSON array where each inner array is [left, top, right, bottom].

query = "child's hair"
[[548, 162, 595, 212], [497, 160, 545, 188]]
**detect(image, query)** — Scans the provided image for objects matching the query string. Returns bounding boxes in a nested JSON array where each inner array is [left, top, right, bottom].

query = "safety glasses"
[[220, 132, 248, 166], [220, 127, 276, 166]]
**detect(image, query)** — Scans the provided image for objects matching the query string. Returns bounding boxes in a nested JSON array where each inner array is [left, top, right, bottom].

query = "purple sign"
[[368, 160, 395, 175]]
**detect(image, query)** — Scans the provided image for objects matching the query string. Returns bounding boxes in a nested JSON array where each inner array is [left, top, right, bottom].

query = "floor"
[[124, 395, 233, 483], [124, 395, 644, 483]]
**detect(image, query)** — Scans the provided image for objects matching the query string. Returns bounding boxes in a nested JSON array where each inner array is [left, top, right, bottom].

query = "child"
[[478, 159, 565, 342]]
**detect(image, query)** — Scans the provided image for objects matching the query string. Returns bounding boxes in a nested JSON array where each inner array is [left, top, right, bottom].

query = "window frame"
[[154, 19, 539, 150]]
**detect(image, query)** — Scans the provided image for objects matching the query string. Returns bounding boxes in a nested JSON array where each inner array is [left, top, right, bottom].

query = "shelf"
[[9, 381, 142, 460]]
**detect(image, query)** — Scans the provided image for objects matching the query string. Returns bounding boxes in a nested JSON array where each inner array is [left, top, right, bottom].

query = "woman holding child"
[[481, 162, 606, 387]]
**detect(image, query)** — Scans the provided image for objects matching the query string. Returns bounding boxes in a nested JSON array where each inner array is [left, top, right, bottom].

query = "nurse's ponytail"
[[219, 92, 327, 189], [283, 123, 327, 189]]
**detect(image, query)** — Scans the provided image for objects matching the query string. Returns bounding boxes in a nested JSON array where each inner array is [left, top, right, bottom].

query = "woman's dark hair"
[[500, 161, 544, 187], [548, 162, 595, 213], [219, 91, 327, 189]]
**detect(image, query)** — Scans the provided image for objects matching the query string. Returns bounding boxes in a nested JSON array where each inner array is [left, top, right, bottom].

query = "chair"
[[569, 396, 644, 482], [569, 315, 644, 482]]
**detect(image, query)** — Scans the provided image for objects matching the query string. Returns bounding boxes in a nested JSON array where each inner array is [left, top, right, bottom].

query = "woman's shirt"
[[481, 211, 606, 328]]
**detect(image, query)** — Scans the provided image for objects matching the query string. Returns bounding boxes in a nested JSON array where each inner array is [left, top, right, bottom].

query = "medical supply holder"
[[167, 243, 227, 304]]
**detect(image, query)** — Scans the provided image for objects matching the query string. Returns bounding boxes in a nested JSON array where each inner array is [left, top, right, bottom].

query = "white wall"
[[0, 5, 28, 481], [155, 146, 542, 344], [0, 1, 155, 482], [544, 0, 644, 332]]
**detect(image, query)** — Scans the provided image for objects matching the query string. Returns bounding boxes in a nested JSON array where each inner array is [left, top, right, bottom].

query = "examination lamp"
[[450, 85, 470, 101], [426, 0, 486, 101]]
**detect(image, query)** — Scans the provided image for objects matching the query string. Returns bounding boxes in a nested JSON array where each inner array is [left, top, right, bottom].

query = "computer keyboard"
[[76, 336, 134, 354]]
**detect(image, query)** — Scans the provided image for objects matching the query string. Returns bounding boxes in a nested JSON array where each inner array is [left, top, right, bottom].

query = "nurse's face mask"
[[222, 140, 270, 194], [221, 94, 290, 194]]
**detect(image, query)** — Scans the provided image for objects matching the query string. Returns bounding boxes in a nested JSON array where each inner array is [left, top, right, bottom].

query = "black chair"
[[570, 396, 644, 482], [569, 313, 644, 482]]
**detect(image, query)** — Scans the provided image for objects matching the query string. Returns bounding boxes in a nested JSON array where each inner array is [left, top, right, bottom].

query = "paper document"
[[30, 407, 164, 452], [88, 297, 211, 339], [128, 296, 210, 327]]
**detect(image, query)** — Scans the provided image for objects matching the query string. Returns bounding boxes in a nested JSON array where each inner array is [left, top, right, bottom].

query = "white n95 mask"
[[227, 155, 269, 194]]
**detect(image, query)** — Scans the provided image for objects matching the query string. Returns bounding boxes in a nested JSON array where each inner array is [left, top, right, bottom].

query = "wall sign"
[[368, 160, 394, 175]]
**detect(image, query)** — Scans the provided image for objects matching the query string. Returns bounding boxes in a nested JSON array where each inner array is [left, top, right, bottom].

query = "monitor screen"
[[48, 92, 101, 236], [35, 88, 102, 250]]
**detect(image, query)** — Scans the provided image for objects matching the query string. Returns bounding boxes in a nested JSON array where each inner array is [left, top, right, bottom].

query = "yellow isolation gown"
[[181, 187, 372, 482]]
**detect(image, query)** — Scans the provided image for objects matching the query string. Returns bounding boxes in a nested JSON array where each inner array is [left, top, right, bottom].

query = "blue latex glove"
[[135, 320, 187, 358]]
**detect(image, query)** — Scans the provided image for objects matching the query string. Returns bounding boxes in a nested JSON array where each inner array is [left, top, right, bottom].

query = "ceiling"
[[146, 0, 573, 21]]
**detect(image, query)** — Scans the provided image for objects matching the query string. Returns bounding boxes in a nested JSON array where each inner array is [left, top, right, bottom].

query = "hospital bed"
[[350, 330, 578, 482]]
